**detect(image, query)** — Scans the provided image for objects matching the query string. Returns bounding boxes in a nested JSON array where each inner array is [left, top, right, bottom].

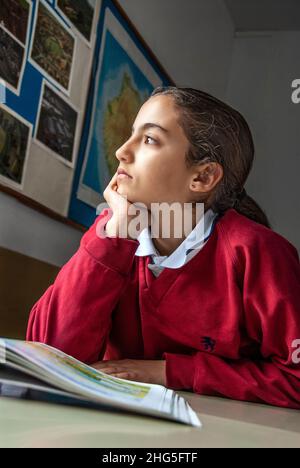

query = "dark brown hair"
[[150, 86, 271, 228]]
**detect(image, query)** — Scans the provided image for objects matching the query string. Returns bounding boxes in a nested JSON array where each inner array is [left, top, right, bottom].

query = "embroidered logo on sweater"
[[201, 336, 216, 352]]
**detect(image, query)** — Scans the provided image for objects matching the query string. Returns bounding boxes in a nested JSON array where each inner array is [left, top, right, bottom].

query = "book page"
[[0, 339, 201, 427]]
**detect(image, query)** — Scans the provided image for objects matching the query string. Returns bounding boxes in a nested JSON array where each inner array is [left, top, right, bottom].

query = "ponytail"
[[233, 189, 271, 229]]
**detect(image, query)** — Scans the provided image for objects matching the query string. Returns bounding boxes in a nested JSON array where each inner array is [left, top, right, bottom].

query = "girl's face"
[[115, 95, 195, 207]]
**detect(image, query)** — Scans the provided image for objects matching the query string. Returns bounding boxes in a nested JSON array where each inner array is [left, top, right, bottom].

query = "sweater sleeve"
[[26, 208, 140, 364], [163, 231, 300, 409]]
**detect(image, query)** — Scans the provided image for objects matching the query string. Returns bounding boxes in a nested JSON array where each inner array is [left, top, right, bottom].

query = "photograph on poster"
[[0, 0, 32, 46], [77, 6, 163, 209], [35, 81, 79, 168], [56, 0, 97, 45], [0, 104, 31, 188], [29, 0, 76, 95], [0, 26, 26, 95]]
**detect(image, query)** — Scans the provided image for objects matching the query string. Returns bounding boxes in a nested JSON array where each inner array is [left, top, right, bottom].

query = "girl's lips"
[[117, 173, 131, 179], [117, 169, 132, 178]]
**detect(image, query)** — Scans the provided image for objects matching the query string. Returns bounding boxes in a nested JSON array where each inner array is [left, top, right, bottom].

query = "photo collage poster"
[[0, 0, 98, 216]]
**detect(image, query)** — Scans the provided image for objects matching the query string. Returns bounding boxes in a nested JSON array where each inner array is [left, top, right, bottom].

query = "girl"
[[27, 87, 300, 409]]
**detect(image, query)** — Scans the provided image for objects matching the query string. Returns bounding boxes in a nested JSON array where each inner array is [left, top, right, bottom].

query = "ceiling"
[[225, 0, 300, 31]]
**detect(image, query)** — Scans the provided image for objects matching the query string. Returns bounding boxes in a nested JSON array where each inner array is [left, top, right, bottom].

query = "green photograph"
[[57, 0, 96, 43], [0, 106, 30, 185], [30, 1, 75, 93]]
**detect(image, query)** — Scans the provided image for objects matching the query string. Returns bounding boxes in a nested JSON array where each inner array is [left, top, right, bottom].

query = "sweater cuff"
[[84, 213, 140, 275], [162, 352, 196, 390]]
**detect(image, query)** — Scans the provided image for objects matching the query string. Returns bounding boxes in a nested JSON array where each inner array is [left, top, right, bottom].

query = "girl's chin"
[[116, 186, 139, 205], [116, 185, 129, 197]]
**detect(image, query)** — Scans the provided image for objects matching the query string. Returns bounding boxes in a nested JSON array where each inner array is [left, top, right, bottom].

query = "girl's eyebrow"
[[131, 123, 169, 134]]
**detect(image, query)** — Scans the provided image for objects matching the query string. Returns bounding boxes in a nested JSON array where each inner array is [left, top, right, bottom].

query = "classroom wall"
[[0, 191, 82, 267], [0, 0, 235, 268], [0, 0, 103, 268], [226, 31, 300, 251]]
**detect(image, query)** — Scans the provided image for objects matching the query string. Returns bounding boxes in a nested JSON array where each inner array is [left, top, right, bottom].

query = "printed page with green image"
[[0, 338, 201, 427]]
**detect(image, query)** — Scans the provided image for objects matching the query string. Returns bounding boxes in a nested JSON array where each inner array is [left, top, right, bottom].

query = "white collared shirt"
[[135, 209, 220, 277]]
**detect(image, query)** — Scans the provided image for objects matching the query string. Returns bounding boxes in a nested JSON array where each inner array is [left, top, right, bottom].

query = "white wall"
[[0, 0, 235, 267], [0, 191, 82, 266], [226, 31, 300, 251], [118, 0, 235, 99]]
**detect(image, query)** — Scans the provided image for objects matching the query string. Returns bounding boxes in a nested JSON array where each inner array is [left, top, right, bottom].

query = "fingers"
[[111, 372, 134, 380], [97, 367, 119, 374], [103, 172, 118, 201], [109, 172, 118, 192], [101, 368, 135, 380], [92, 364, 136, 380]]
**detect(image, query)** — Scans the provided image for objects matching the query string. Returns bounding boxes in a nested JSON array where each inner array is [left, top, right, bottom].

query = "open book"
[[0, 339, 201, 427]]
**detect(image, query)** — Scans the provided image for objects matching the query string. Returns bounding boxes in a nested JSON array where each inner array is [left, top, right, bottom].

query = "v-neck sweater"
[[26, 208, 300, 409]]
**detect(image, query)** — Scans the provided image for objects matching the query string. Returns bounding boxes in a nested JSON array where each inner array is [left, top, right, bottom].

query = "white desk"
[[0, 391, 299, 448]]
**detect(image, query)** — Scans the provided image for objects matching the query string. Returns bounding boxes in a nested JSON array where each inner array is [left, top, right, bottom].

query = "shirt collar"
[[135, 208, 218, 268]]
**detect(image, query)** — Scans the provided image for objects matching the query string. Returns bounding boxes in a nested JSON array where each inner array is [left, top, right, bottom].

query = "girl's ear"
[[190, 162, 223, 193]]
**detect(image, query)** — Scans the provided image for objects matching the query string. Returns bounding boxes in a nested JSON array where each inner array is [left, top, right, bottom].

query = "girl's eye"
[[144, 135, 157, 145]]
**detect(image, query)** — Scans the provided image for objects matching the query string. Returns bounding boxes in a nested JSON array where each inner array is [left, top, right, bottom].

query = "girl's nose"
[[115, 139, 134, 163]]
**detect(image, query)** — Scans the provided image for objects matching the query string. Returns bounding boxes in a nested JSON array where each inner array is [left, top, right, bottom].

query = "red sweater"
[[26, 208, 300, 409]]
